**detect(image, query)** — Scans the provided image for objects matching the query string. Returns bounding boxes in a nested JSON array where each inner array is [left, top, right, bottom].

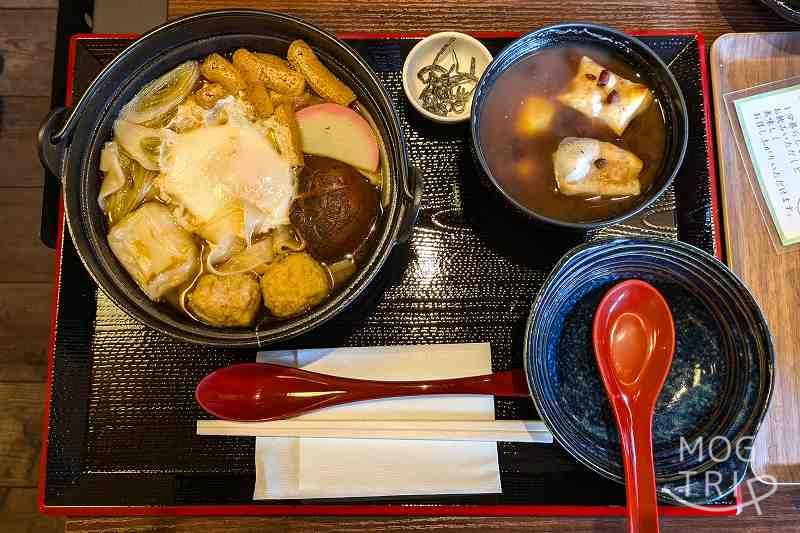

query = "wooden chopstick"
[[197, 419, 553, 443]]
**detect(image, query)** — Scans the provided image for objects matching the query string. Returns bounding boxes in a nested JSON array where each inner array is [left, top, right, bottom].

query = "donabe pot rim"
[[469, 23, 689, 230], [58, 10, 411, 347]]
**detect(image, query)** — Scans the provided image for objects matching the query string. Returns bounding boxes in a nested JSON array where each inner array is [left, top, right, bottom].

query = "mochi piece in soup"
[[553, 137, 643, 197], [107, 202, 200, 300], [557, 56, 653, 136]]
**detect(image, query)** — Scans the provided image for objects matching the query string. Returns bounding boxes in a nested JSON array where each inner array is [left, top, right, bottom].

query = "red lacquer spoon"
[[593, 280, 675, 533], [196, 363, 529, 421]]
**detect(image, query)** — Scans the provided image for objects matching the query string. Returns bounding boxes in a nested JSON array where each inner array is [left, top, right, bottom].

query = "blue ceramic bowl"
[[759, 0, 800, 23], [525, 238, 774, 504]]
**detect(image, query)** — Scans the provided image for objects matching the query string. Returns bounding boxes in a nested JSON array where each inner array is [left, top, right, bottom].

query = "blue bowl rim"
[[759, 0, 800, 23]]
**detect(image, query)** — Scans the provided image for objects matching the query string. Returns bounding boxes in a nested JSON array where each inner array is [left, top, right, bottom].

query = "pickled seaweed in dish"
[[98, 42, 385, 327]]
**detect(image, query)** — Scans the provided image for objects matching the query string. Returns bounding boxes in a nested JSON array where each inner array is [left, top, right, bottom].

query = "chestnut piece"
[[290, 156, 379, 262]]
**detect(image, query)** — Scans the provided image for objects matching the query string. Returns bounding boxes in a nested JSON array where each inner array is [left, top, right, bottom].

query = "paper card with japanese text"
[[734, 84, 800, 246]]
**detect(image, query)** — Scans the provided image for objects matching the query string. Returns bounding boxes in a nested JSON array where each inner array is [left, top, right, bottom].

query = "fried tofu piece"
[[287, 40, 356, 106], [107, 202, 200, 300], [187, 273, 261, 327], [255, 52, 291, 70], [245, 82, 274, 118], [200, 53, 246, 95], [553, 137, 643, 197], [515, 96, 557, 137], [260, 253, 331, 318], [557, 56, 653, 136], [270, 90, 325, 111], [264, 103, 304, 167], [232, 48, 306, 96]]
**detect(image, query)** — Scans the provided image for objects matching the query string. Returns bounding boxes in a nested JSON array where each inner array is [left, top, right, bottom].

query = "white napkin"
[[252, 343, 501, 499]]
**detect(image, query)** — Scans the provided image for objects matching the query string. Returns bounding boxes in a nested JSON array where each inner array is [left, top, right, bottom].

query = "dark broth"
[[479, 45, 667, 223]]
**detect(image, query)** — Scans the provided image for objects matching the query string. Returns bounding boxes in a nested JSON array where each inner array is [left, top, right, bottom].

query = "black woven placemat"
[[42, 34, 727, 511]]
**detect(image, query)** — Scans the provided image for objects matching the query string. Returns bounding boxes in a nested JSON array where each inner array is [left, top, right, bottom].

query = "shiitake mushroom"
[[290, 156, 379, 262]]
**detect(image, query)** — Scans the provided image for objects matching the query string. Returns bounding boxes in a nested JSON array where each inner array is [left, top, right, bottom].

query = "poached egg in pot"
[[159, 96, 295, 247]]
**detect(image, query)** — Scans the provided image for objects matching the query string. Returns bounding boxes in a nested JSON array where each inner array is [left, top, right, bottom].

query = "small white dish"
[[402, 32, 493, 124]]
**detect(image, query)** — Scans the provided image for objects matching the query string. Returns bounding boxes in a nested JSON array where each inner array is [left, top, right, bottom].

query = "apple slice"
[[296, 103, 380, 171]]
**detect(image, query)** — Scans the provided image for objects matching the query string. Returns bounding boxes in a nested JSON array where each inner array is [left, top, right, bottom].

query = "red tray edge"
[[39, 29, 732, 518]]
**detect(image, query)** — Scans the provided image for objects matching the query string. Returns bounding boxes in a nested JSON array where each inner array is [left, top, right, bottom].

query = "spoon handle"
[[343, 369, 530, 400], [619, 407, 660, 533]]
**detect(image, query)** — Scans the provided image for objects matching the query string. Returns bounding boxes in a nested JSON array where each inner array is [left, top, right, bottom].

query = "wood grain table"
[[711, 31, 800, 486], [62, 1, 800, 531]]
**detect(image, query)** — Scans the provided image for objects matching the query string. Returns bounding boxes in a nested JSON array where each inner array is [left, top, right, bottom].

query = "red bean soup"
[[478, 44, 667, 223]]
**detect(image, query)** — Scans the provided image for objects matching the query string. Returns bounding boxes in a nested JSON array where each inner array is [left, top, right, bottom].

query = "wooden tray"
[[711, 32, 800, 483]]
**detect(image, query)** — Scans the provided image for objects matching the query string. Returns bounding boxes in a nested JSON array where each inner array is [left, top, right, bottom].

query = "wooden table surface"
[[711, 31, 800, 485], [54, 0, 799, 531]]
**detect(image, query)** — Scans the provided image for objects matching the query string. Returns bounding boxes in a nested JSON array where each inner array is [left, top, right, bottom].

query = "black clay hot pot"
[[38, 10, 421, 347], [470, 23, 689, 230]]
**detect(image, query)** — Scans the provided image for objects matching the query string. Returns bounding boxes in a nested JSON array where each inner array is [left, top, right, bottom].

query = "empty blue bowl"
[[524, 238, 774, 504]]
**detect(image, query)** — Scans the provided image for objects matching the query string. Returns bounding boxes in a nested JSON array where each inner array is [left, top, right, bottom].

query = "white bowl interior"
[[402, 32, 492, 123]]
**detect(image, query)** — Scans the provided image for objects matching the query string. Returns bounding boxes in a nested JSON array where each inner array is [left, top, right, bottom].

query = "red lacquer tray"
[[39, 30, 737, 517]]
